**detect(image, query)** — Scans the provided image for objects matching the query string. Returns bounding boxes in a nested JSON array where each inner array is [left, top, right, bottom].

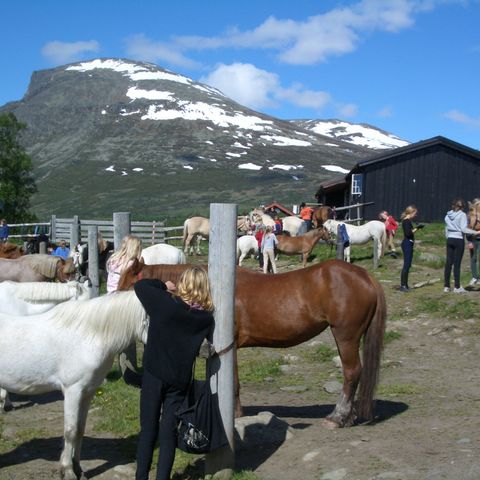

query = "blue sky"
[[2, 0, 480, 148]]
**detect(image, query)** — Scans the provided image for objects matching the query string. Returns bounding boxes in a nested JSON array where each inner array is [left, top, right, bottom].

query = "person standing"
[[444, 199, 480, 293], [299, 202, 314, 232], [106, 234, 143, 294], [0, 219, 9, 243], [261, 225, 278, 274], [51, 240, 70, 260], [379, 210, 399, 256], [399, 205, 423, 292], [466, 198, 480, 286], [134, 267, 214, 480]]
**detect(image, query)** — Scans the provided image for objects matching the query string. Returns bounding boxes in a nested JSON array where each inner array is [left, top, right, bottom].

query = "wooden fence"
[[8, 215, 185, 246]]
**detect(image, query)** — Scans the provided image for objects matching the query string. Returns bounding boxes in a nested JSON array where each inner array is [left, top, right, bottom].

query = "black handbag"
[[175, 358, 229, 454]]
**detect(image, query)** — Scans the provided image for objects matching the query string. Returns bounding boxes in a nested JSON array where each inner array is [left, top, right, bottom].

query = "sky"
[[1, 0, 480, 149]]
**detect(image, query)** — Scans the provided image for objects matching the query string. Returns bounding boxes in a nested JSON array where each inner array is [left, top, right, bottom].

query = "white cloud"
[[42, 40, 100, 64], [377, 106, 394, 118], [124, 34, 200, 69], [444, 110, 480, 129], [202, 63, 336, 114], [201, 63, 279, 109], [337, 103, 358, 118]]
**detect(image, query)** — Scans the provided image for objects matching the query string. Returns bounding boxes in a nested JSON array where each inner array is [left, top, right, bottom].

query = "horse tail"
[[182, 219, 189, 248], [357, 275, 386, 421]]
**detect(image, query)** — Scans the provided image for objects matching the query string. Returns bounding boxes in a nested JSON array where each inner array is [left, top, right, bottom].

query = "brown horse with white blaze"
[[276, 227, 331, 267], [119, 259, 386, 427]]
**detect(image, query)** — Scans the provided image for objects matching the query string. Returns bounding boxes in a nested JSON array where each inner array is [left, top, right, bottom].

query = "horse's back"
[[142, 243, 186, 265]]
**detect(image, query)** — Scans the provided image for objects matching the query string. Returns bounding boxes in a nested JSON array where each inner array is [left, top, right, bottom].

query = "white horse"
[[237, 235, 258, 266], [0, 291, 148, 480], [183, 215, 251, 255], [323, 219, 386, 262], [0, 279, 93, 413], [282, 216, 304, 236], [141, 243, 186, 265]]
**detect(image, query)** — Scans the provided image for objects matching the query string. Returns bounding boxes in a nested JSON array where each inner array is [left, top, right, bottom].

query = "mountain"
[[1, 58, 407, 219]]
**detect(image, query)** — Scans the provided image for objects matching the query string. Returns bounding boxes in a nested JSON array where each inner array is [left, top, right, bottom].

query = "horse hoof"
[[323, 418, 340, 430]]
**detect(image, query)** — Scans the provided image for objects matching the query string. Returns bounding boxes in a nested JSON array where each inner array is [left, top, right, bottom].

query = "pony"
[[237, 235, 258, 266], [141, 243, 186, 265], [323, 219, 386, 263], [281, 216, 304, 236], [468, 198, 480, 231], [0, 291, 149, 479], [276, 227, 331, 267], [312, 206, 334, 228], [118, 260, 386, 428], [70, 239, 114, 277], [182, 215, 251, 255], [0, 278, 93, 414], [0, 254, 76, 283], [249, 208, 275, 228], [0, 242, 25, 259]]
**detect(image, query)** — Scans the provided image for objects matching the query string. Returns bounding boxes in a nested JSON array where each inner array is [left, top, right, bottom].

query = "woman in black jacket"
[[400, 205, 423, 292], [134, 266, 214, 480]]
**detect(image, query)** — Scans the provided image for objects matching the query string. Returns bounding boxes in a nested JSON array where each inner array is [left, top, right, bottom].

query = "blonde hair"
[[401, 205, 417, 220], [97, 232, 107, 253], [107, 235, 142, 269], [174, 266, 214, 311]]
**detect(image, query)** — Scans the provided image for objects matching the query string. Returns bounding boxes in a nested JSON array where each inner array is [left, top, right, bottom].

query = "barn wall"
[[359, 144, 480, 222]]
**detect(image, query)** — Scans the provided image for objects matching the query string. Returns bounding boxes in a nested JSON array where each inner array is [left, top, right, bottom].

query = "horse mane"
[[22, 254, 60, 279], [14, 281, 80, 302], [51, 291, 147, 350]]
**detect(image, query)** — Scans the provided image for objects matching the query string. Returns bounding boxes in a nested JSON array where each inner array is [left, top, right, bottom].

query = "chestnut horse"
[[0, 242, 25, 259], [276, 227, 331, 267], [312, 206, 334, 228], [0, 254, 76, 282], [118, 259, 386, 427]]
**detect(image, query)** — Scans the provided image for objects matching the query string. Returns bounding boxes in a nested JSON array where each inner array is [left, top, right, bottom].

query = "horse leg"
[[195, 235, 202, 255], [344, 246, 351, 263], [325, 337, 362, 428], [0, 388, 12, 413], [60, 386, 86, 480], [239, 251, 246, 266], [233, 346, 243, 417]]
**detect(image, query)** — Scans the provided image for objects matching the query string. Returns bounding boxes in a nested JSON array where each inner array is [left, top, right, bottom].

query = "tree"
[[0, 112, 37, 221]]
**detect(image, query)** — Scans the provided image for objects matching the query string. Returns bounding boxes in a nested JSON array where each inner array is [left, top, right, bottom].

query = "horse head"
[[468, 199, 480, 230], [117, 257, 145, 291]]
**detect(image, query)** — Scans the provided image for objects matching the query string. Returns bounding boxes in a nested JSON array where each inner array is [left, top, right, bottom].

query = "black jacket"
[[134, 278, 214, 390]]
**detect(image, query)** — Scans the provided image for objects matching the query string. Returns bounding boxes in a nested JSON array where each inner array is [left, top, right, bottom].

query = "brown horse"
[[0, 254, 76, 282], [312, 205, 334, 228], [276, 227, 332, 267], [0, 242, 25, 259], [118, 259, 386, 427]]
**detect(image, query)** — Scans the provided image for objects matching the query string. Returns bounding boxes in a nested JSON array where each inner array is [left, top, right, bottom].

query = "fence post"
[[50, 215, 57, 244], [88, 226, 100, 298], [205, 203, 237, 477], [336, 225, 344, 261], [113, 212, 131, 249], [373, 237, 379, 269], [70, 215, 80, 251], [39, 242, 47, 254]]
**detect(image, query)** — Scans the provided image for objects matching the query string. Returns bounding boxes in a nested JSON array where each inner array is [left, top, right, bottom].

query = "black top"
[[402, 219, 414, 241], [134, 278, 214, 390]]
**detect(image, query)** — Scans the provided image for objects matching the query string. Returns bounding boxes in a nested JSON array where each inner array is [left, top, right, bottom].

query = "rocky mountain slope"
[[1, 58, 407, 218]]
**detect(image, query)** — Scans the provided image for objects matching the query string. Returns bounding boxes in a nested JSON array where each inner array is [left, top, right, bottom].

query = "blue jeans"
[[468, 238, 480, 279]]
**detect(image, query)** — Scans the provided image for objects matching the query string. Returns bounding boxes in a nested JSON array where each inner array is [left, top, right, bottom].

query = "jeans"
[[401, 239, 414, 287], [444, 237, 464, 289], [136, 371, 187, 480], [468, 238, 480, 279]]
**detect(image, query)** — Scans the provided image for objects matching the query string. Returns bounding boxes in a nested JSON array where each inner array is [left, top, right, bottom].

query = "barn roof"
[[351, 135, 480, 172], [263, 202, 295, 216]]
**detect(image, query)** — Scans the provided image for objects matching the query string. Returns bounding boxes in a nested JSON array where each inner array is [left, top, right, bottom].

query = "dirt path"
[[1, 256, 480, 479]]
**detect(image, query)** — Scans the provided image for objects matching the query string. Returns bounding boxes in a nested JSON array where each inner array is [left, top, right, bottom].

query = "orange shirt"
[[300, 207, 314, 221]]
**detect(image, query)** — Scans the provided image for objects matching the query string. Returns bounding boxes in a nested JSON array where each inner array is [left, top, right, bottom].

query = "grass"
[[384, 330, 402, 344], [239, 358, 282, 383], [377, 383, 422, 396]]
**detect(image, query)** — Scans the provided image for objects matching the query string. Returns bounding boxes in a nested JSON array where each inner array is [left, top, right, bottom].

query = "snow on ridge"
[[238, 163, 262, 171], [260, 135, 312, 147], [308, 120, 409, 150], [321, 165, 350, 174], [268, 164, 304, 171], [141, 102, 273, 131], [126, 86, 175, 101]]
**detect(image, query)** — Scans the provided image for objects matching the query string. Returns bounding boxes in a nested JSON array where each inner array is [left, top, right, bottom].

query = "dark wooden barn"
[[315, 136, 480, 222]]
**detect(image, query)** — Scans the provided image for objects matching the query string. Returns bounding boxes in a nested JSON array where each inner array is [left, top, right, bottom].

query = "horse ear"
[[468, 201, 473, 209]]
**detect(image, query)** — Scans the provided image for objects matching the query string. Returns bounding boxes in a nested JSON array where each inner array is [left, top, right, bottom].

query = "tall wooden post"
[[88, 226, 100, 298], [113, 212, 131, 249], [373, 237, 379, 269], [206, 203, 237, 477], [70, 215, 80, 251], [50, 215, 57, 244]]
